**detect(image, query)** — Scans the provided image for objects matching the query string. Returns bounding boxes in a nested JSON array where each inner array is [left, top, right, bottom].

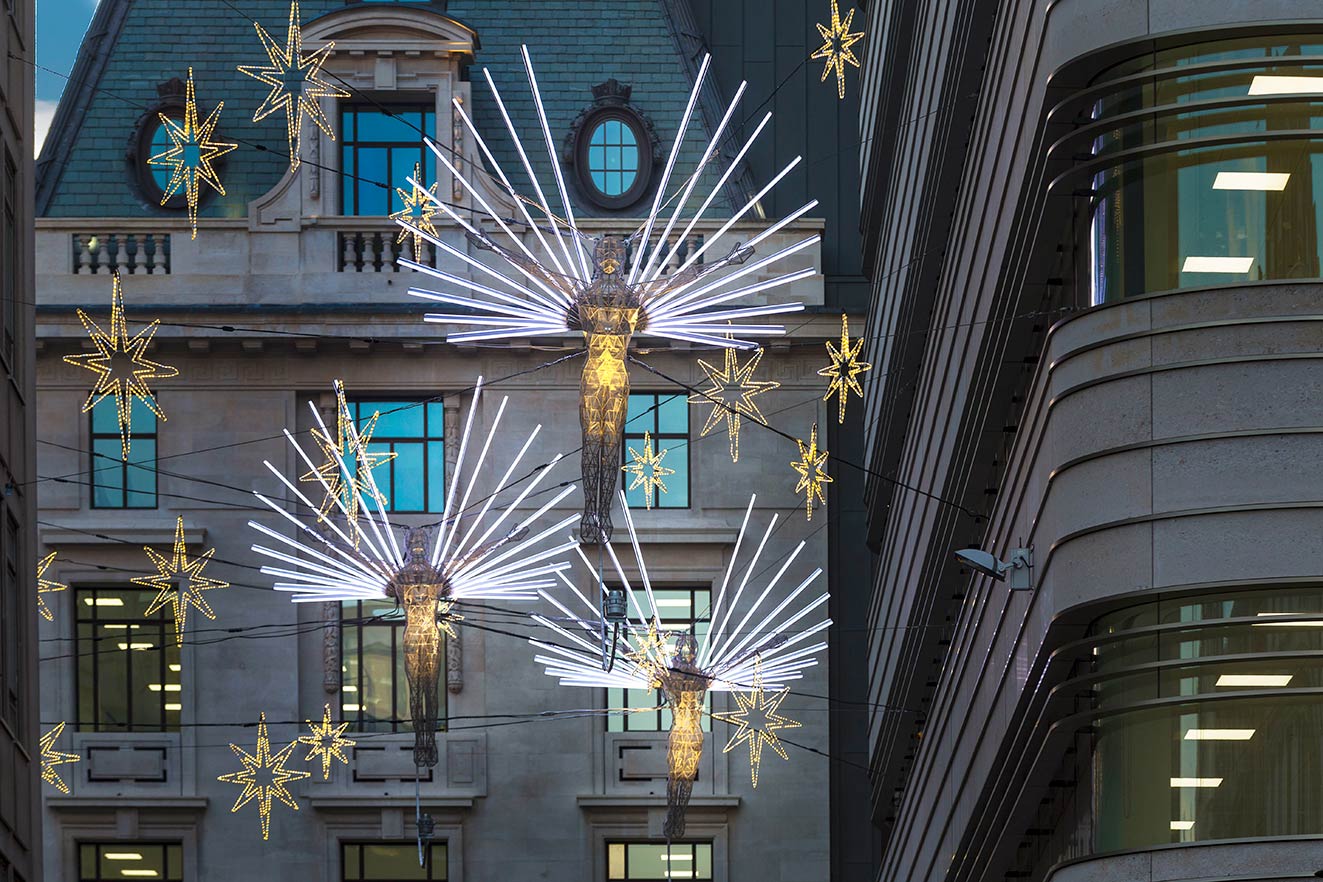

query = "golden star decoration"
[[689, 343, 780, 463], [790, 422, 832, 520], [39, 722, 81, 794], [622, 431, 676, 510], [130, 516, 230, 645], [811, 0, 865, 100], [146, 67, 237, 240], [298, 703, 356, 781], [238, 0, 349, 171], [390, 161, 441, 263], [818, 313, 873, 424], [62, 273, 179, 461], [218, 712, 312, 840], [715, 659, 800, 787], [626, 617, 673, 688], [301, 382, 397, 547], [36, 551, 67, 623]]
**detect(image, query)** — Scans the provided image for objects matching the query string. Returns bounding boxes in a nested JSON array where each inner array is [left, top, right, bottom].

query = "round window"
[[587, 119, 639, 198], [147, 118, 179, 195], [572, 108, 653, 211]]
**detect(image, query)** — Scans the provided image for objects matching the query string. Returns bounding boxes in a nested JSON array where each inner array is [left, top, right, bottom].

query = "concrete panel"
[[1151, 434, 1323, 512], [1049, 336, 1153, 400], [1041, 0, 1150, 74], [1049, 850, 1152, 882], [1044, 374, 1154, 467], [1148, 0, 1323, 33], [1153, 508, 1323, 589], [1150, 361, 1323, 439], [1048, 522, 1155, 613], [1036, 448, 1153, 541]]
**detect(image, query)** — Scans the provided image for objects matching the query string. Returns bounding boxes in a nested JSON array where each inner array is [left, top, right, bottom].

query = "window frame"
[[339, 100, 437, 217], [621, 392, 690, 510], [572, 106, 654, 211], [89, 397, 159, 510], [606, 841, 714, 881], [340, 600, 446, 735], [75, 586, 180, 733], [346, 397, 445, 514], [608, 586, 710, 732], [341, 841, 448, 881], [78, 842, 184, 882], [2, 145, 16, 370]]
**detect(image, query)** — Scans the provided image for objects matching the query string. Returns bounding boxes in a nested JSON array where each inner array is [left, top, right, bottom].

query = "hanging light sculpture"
[[527, 494, 829, 836], [248, 378, 579, 767], [395, 47, 818, 544]]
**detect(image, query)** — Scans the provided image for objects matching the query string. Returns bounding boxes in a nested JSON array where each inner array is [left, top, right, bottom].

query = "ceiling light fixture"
[[1182, 256, 1255, 273], [1216, 674, 1292, 687], [1213, 171, 1290, 191]]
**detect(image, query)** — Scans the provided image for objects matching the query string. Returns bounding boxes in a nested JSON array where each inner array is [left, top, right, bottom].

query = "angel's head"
[[674, 631, 699, 665], [593, 236, 626, 276], [405, 526, 430, 562]]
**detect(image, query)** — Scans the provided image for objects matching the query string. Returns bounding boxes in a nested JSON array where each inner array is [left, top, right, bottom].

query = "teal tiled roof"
[[41, 0, 724, 220]]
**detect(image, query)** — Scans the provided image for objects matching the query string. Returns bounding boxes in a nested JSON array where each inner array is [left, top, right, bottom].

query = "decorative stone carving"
[[444, 397, 463, 693]]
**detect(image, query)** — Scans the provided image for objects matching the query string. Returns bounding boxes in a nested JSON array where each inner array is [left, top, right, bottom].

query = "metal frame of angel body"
[[248, 378, 579, 768], [528, 493, 830, 838], [396, 46, 821, 545]]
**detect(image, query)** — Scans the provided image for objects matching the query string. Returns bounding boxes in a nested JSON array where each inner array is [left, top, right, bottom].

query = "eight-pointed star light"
[[131, 516, 230, 645]]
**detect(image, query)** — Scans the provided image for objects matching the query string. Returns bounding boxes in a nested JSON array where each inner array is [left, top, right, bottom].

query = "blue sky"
[[35, 0, 100, 154]]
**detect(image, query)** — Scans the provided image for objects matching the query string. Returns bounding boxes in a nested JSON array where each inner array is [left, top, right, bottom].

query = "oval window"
[[147, 117, 179, 195], [587, 118, 640, 198]]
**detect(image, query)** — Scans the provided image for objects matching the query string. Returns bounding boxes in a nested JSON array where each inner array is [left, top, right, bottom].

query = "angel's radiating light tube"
[[698, 495, 756, 667]]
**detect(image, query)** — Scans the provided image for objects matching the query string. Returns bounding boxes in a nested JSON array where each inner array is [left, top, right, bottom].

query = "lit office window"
[[607, 842, 712, 881], [622, 393, 689, 509], [342, 843, 447, 881], [341, 600, 445, 734], [79, 843, 183, 881], [608, 588, 710, 732], [341, 104, 435, 216], [75, 587, 180, 732], [90, 397, 157, 509], [347, 399, 445, 513]]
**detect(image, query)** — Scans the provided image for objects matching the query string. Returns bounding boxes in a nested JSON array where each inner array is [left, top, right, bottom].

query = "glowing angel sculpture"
[[396, 47, 820, 544], [528, 494, 829, 837], [249, 379, 579, 768]]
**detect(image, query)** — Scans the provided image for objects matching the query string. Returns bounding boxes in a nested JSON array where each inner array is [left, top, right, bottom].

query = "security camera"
[[954, 547, 1033, 590]]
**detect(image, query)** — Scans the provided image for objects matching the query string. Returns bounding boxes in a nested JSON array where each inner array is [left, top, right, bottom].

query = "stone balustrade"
[[71, 232, 171, 275]]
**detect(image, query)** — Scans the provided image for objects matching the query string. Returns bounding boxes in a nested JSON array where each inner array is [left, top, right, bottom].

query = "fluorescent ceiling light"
[[1249, 75, 1323, 95], [1216, 674, 1292, 687], [120, 872, 160, 878], [659, 855, 694, 861], [147, 684, 182, 692], [1170, 820, 1195, 831], [168, 664, 182, 672], [116, 642, 155, 651], [164, 703, 182, 711], [341, 685, 358, 692], [104, 854, 144, 861], [1213, 171, 1290, 191], [1170, 777, 1222, 788], [1182, 256, 1254, 273], [84, 597, 125, 606], [1184, 729, 1255, 741], [343, 703, 362, 712], [1252, 612, 1323, 627]]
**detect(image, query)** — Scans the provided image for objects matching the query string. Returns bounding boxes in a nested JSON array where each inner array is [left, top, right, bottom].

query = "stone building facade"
[[859, 4, 1323, 882], [33, 1, 860, 880]]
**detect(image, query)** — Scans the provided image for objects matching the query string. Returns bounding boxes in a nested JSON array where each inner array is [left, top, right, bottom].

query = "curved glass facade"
[[1075, 37, 1323, 303], [1089, 587, 1323, 851]]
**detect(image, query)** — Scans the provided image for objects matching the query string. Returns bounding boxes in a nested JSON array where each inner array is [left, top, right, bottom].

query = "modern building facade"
[[32, 1, 862, 880], [0, 0, 40, 879], [860, 3, 1323, 882]]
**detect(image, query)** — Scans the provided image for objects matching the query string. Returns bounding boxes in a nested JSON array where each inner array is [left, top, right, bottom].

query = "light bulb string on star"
[[628, 354, 984, 520]]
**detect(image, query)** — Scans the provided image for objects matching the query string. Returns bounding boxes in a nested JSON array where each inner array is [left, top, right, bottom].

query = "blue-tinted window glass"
[[90, 397, 158, 509], [348, 399, 444, 513], [340, 104, 435, 216], [622, 392, 689, 509], [587, 117, 641, 197], [149, 119, 176, 191]]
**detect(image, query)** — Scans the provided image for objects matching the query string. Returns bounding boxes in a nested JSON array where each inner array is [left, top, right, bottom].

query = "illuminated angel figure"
[[248, 378, 579, 768], [395, 47, 820, 544], [528, 494, 830, 837]]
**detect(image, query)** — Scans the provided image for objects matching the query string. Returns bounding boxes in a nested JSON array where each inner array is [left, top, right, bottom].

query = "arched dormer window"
[[565, 80, 661, 212]]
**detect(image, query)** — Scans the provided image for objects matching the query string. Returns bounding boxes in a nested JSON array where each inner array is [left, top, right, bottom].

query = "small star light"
[[300, 381, 396, 548], [390, 162, 440, 263], [36, 551, 67, 622], [238, 0, 349, 170], [146, 67, 237, 240], [218, 712, 312, 841], [811, 0, 865, 100], [689, 343, 780, 463], [130, 516, 230, 645], [625, 618, 673, 687], [62, 273, 178, 461], [298, 703, 355, 781], [39, 722, 81, 794], [716, 659, 801, 788], [622, 431, 675, 510], [818, 313, 873, 424], [790, 422, 832, 520]]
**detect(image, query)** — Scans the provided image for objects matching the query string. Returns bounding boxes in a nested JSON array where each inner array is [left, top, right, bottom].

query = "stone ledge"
[[576, 795, 740, 809], [308, 796, 475, 811], [47, 797, 208, 812]]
